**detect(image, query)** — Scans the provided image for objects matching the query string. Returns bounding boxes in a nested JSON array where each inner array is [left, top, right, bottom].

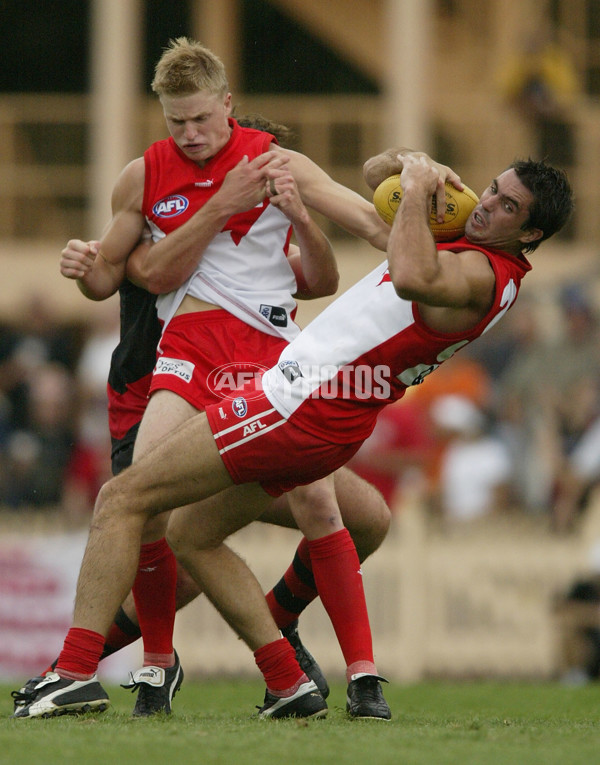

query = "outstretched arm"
[[278, 147, 391, 252]]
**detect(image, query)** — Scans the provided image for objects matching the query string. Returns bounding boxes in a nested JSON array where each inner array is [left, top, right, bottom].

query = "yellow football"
[[373, 174, 479, 241]]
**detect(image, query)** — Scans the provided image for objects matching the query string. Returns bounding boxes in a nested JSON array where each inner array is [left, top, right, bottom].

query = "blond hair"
[[151, 37, 229, 97]]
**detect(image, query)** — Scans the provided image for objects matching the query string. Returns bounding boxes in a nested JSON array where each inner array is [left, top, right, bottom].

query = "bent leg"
[[166, 484, 311, 695], [101, 567, 199, 659], [55, 409, 232, 679], [263, 468, 391, 627], [285, 478, 377, 678], [129, 390, 201, 668], [259, 467, 391, 559], [167, 483, 282, 648], [109, 467, 390, 652], [284, 478, 391, 719], [333, 468, 391, 561]]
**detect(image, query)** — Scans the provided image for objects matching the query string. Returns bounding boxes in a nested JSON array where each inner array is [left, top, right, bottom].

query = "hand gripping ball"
[[373, 174, 479, 241]]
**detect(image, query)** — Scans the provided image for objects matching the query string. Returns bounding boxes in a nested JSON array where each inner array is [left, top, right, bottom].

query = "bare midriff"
[[174, 294, 221, 316]]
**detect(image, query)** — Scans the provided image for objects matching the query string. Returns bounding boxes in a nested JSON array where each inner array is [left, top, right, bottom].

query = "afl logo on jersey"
[[232, 397, 248, 418], [152, 195, 189, 218]]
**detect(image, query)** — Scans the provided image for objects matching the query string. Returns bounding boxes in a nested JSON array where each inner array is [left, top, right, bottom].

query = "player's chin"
[[182, 144, 207, 159], [464, 218, 482, 240]]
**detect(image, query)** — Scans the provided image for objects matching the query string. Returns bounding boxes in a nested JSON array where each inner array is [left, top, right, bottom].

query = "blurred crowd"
[[1, 280, 600, 537], [0, 293, 118, 523]]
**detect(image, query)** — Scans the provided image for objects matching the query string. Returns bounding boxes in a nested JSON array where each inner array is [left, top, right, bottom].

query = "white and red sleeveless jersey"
[[142, 119, 300, 341], [261, 238, 532, 444]]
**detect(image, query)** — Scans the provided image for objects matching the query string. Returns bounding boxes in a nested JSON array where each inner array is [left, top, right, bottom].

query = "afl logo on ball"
[[152, 195, 189, 218], [232, 397, 248, 417]]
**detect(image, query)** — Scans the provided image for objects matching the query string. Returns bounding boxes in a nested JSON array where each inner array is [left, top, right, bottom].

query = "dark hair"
[[234, 111, 296, 149], [510, 158, 574, 253]]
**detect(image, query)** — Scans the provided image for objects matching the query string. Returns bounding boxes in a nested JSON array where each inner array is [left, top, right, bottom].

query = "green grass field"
[[1, 679, 599, 765]]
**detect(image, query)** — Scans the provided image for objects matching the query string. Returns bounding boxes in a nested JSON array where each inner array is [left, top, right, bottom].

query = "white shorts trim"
[[212, 408, 287, 455]]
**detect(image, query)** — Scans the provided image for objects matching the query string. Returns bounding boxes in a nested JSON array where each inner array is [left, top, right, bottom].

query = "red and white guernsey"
[[261, 238, 532, 444], [142, 119, 300, 341]]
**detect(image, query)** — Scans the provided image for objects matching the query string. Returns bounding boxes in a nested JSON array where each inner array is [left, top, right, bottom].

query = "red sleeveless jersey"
[[142, 119, 299, 340]]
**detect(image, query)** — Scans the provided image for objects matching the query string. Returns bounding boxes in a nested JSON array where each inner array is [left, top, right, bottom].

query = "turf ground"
[[1, 679, 599, 765]]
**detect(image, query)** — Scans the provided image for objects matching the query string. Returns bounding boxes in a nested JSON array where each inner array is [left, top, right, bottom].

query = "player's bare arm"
[[59, 160, 147, 300], [60, 238, 99, 280], [60, 159, 150, 300], [71, 158, 148, 300], [130, 151, 290, 294], [363, 147, 464, 223], [60, 236, 127, 302], [388, 155, 495, 333], [273, 147, 390, 252], [267, 168, 339, 299]]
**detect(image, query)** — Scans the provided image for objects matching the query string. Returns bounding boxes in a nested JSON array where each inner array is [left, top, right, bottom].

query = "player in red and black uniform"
[[108, 279, 160, 475]]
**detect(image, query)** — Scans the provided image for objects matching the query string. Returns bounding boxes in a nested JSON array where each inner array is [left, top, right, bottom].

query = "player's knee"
[[165, 520, 190, 561], [288, 480, 342, 535], [351, 485, 392, 560], [93, 474, 147, 527], [166, 513, 217, 566], [370, 488, 392, 540], [93, 478, 127, 526]]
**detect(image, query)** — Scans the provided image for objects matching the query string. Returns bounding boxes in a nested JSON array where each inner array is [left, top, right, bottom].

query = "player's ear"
[[520, 227, 543, 246]]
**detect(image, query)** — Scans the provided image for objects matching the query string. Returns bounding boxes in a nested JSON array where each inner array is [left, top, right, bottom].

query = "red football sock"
[[56, 627, 105, 680], [132, 538, 177, 668], [254, 638, 306, 694], [308, 528, 376, 675], [265, 537, 318, 628], [37, 607, 141, 676]]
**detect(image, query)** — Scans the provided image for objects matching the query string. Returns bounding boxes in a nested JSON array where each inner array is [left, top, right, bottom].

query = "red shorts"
[[205, 388, 364, 496], [149, 310, 288, 411]]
